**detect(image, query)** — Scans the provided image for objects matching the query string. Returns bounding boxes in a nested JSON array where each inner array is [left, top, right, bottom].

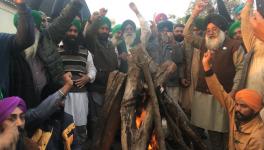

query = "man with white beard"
[[184, 1, 245, 149], [116, 2, 150, 73]]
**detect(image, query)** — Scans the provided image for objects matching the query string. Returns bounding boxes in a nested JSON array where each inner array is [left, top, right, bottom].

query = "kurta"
[[205, 74, 264, 150], [184, 14, 244, 132]]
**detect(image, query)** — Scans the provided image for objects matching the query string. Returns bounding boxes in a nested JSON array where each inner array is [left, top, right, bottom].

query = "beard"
[[123, 32, 136, 46], [98, 33, 109, 42], [159, 33, 169, 43], [174, 35, 184, 42], [24, 30, 40, 59], [235, 111, 258, 131], [205, 30, 225, 50], [63, 35, 79, 53]]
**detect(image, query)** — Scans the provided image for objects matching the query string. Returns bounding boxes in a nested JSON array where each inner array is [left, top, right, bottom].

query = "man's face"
[[235, 100, 257, 122], [2, 107, 25, 129], [233, 28, 242, 41], [206, 23, 221, 39], [66, 25, 79, 40], [173, 26, 184, 42], [123, 24, 135, 35], [98, 24, 110, 34]]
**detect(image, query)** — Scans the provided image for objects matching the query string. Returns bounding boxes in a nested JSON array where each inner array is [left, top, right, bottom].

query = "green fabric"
[[233, 3, 244, 15], [111, 24, 122, 34], [99, 16, 111, 29], [71, 19, 82, 32], [14, 10, 42, 29], [228, 21, 241, 38]]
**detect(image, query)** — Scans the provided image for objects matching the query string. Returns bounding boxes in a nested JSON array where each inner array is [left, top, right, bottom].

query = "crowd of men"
[[1, 0, 264, 149]]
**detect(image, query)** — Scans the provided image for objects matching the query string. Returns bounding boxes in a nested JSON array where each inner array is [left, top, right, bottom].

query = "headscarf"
[[235, 89, 263, 112], [111, 24, 122, 35], [71, 19, 82, 32], [0, 97, 27, 124], [14, 10, 42, 30], [121, 19, 136, 31], [98, 16, 111, 29], [228, 21, 241, 38], [157, 20, 173, 32], [155, 13, 168, 24], [204, 14, 229, 31]]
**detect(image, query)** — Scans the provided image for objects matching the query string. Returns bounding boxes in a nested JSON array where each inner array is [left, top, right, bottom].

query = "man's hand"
[[63, 72, 73, 87], [129, 2, 140, 15], [250, 10, 264, 42], [75, 73, 90, 88], [202, 50, 212, 71], [99, 8, 108, 16], [14, 0, 25, 4], [0, 122, 19, 149], [192, 0, 208, 17], [181, 79, 190, 87]]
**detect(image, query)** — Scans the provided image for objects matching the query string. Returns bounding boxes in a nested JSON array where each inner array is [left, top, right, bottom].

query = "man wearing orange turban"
[[202, 50, 264, 150]]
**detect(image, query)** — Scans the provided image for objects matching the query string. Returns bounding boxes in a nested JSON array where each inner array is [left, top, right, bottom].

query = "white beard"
[[24, 30, 40, 59], [123, 32, 136, 47], [205, 30, 225, 50]]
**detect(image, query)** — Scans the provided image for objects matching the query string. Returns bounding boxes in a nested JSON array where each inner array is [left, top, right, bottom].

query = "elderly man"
[[202, 50, 264, 150], [184, 1, 245, 149], [59, 19, 96, 144], [238, 0, 264, 122], [0, 0, 34, 98], [117, 2, 150, 73], [0, 72, 74, 150]]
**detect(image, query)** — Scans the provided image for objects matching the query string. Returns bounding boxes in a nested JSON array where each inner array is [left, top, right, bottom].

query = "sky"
[[85, 0, 193, 26]]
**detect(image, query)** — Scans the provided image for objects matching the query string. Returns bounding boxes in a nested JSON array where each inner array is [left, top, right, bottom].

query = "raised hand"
[[192, 0, 209, 16], [129, 2, 140, 15], [250, 10, 264, 42], [99, 8, 108, 16], [202, 50, 212, 71]]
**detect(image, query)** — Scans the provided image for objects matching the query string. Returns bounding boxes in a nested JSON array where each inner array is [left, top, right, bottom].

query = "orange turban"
[[235, 89, 263, 112]]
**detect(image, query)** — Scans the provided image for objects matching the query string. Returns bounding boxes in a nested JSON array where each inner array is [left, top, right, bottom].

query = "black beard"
[[235, 111, 258, 131], [98, 33, 109, 42], [174, 35, 184, 42], [63, 36, 79, 53]]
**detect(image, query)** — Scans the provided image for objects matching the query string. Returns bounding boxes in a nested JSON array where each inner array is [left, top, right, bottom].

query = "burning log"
[[92, 71, 126, 150]]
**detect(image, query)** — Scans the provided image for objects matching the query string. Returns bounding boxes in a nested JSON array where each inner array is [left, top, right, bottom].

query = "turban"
[[235, 89, 263, 112], [228, 21, 241, 38], [157, 20, 173, 32], [71, 19, 82, 32], [98, 16, 111, 29], [155, 13, 168, 24], [121, 19, 136, 31], [111, 24, 122, 35], [204, 14, 229, 31], [233, 3, 245, 15], [14, 10, 42, 30], [0, 97, 27, 124]]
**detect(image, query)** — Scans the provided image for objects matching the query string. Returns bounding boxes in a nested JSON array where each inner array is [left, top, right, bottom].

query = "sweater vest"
[[58, 46, 88, 92]]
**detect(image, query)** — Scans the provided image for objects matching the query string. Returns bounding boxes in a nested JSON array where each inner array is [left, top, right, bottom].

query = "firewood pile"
[[90, 45, 207, 150]]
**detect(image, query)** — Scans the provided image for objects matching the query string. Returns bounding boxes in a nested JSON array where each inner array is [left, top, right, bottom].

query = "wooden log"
[[137, 45, 166, 150], [161, 90, 207, 150], [92, 71, 127, 150]]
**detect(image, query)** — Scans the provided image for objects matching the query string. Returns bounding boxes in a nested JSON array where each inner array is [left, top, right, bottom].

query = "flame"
[[148, 133, 158, 150], [135, 108, 147, 129]]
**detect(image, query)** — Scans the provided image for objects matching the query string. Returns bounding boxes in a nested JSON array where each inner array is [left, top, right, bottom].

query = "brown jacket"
[[205, 74, 264, 150]]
